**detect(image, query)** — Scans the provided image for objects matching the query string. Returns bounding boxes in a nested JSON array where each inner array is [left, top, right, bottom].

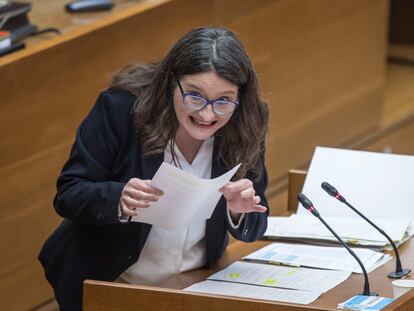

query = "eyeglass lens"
[[184, 95, 236, 115]]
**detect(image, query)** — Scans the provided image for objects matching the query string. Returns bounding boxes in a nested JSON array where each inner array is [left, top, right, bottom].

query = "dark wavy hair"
[[109, 27, 268, 180]]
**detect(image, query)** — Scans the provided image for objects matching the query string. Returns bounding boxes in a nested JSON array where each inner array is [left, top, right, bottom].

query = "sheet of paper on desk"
[[265, 215, 409, 246], [184, 280, 321, 305], [298, 147, 414, 224], [264, 216, 385, 247], [131, 162, 240, 230], [208, 261, 351, 293], [243, 243, 391, 274]]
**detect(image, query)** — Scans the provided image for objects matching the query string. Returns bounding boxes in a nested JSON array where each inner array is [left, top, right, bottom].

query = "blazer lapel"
[[211, 139, 227, 178], [140, 152, 164, 180]]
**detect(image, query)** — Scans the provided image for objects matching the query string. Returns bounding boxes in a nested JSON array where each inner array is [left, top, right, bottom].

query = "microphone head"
[[297, 193, 313, 208], [297, 193, 320, 217], [321, 182, 338, 197], [321, 181, 346, 202]]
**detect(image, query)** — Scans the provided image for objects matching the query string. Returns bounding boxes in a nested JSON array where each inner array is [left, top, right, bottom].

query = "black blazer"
[[38, 90, 269, 311]]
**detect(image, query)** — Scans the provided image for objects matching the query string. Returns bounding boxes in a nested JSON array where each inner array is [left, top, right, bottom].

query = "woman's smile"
[[189, 116, 218, 127]]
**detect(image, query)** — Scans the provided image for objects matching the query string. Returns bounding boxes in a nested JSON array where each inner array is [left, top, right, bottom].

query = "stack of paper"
[[243, 243, 391, 274], [184, 260, 351, 305], [264, 215, 412, 249], [207, 261, 351, 292], [184, 280, 321, 305], [184, 241, 390, 305]]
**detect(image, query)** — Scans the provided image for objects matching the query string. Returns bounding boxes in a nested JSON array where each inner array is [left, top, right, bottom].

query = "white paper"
[[184, 280, 321, 305], [264, 216, 386, 247], [298, 147, 414, 224], [265, 215, 409, 244], [208, 261, 351, 293], [264, 216, 288, 236], [131, 162, 240, 230], [243, 243, 391, 273]]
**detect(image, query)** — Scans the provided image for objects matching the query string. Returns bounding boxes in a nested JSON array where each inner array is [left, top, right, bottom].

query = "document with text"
[[184, 280, 321, 305], [264, 215, 409, 247], [243, 243, 391, 274], [208, 261, 351, 293], [131, 162, 240, 230]]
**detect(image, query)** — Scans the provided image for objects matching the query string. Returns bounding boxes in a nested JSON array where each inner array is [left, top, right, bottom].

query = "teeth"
[[194, 119, 213, 125]]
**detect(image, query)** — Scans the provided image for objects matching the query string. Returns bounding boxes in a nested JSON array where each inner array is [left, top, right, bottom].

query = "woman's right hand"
[[119, 178, 164, 217]]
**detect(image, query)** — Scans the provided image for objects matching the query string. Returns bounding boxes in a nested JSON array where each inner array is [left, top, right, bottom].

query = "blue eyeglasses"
[[177, 80, 239, 116]]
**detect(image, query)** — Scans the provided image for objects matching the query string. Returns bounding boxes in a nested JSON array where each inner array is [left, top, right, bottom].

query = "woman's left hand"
[[220, 179, 267, 220]]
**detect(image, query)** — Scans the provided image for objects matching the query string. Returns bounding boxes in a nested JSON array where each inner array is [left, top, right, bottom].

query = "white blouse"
[[118, 137, 214, 285], [117, 137, 243, 285]]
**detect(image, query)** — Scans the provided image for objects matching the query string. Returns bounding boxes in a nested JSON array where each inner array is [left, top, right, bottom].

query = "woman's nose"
[[198, 104, 215, 120]]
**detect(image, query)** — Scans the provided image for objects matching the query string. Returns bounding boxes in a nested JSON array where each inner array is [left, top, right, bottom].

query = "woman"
[[39, 27, 269, 311]]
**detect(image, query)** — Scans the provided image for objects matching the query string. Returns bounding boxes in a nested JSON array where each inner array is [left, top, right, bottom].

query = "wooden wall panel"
[[0, 260, 54, 310], [267, 191, 288, 216], [219, 0, 388, 182], [365, 118, 414, 155], [269, 83, 383, 178], [0, 0, 213, 168], [0, 201, 58, 278], [0, 143, 69, 217]]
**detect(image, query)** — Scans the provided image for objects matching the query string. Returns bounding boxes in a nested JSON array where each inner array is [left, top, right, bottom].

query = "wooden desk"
[[84, 238, 414, 310]]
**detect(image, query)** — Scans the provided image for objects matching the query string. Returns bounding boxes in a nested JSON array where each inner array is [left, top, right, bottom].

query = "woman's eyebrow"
[[185, 82, 203, 92], [185, 82, 237, 97]]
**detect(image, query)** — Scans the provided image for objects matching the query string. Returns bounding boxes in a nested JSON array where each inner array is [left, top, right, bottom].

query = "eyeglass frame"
[[176, 79, 239, 116]]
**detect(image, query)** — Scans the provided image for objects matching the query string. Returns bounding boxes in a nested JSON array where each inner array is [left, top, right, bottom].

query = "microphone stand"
[[317, 216, 376, 296], [342, 199, 410, 278], [321, 182, 411, 279], [298, 193, 378, 296]]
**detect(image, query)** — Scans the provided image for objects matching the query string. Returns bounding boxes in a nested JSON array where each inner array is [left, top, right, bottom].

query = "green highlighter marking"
[[264, 278, 278, 285], [287, 268, 297, 275], [228, 272, 240, 279]]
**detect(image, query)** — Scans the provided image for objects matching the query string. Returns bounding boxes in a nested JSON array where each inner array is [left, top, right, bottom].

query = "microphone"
[[65, 0, 114, 13], [321, 182, 411, 279], [297, 193, 378, 296]]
